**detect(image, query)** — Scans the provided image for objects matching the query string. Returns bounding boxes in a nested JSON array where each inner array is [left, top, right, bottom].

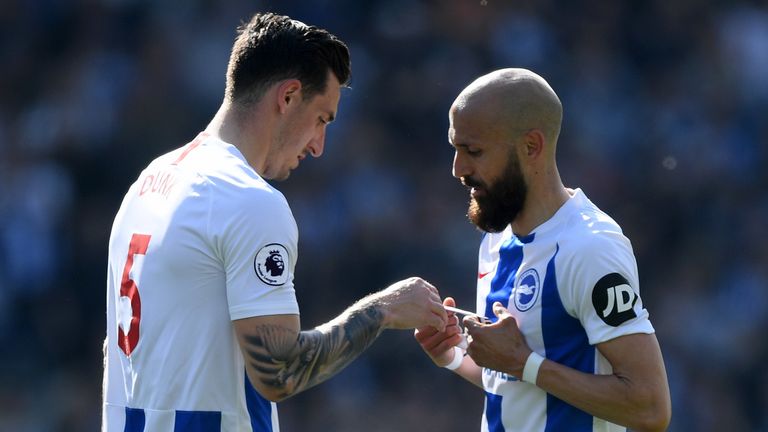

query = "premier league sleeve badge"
[[254, 243, 290, 286]]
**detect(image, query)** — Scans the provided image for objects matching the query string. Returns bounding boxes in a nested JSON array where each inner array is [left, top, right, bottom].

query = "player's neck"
[[206, 101, 273, 174], [511, 172, 569, 237]]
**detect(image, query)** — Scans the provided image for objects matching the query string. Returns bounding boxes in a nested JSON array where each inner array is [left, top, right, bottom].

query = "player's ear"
[[521, 129, 545, 160], [276, 79, 303, 114]]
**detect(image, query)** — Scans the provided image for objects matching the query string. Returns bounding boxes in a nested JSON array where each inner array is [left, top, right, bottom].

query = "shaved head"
[[451, 68, 562, 148], [449, 69, 566, 233]]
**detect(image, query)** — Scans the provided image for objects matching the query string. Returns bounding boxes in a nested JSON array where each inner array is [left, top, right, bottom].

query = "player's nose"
[[452, 151, 470, 178], [307, 128, 326, 158]]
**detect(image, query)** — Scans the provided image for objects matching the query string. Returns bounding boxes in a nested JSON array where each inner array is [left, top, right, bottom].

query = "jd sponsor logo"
[[591, 273, 637, 326]]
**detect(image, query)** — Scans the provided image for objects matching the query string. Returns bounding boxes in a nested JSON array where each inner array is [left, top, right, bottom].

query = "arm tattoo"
[[242, 305, 384, 400]]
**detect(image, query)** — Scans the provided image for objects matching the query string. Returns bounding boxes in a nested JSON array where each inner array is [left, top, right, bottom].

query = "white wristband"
[[443, 346, 464, 371], [522, 351, 545, 384]]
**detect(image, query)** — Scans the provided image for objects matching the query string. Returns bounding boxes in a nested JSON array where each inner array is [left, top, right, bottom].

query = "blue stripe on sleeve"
[[541, 245, 594, 432], [124, 407, 145, 432], [174, 410, 221, 432], [244, 371, 273, 431], [484, 392, 505, 432]]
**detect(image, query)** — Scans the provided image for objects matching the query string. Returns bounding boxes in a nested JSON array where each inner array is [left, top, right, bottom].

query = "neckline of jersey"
[[513, 188, 585, 242]]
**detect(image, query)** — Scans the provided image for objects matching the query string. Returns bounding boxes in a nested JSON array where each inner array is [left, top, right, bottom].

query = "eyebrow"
[[450, 141, 473, 150], [448, 131, 475, 149]]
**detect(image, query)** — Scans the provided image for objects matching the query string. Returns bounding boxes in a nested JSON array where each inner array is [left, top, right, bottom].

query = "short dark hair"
[[225, 13, 351, 106]]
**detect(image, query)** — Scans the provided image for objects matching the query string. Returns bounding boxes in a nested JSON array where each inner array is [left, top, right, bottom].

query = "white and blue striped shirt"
[[475, 189, 654, 432]]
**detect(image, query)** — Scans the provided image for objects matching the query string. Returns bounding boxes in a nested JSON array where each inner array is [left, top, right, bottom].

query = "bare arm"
[[465, 303, 671, 432], [235, 277, 447, 402], [536, 333, 671, 432], [446, 348, 484, 388], [234, 307, 382, 402]]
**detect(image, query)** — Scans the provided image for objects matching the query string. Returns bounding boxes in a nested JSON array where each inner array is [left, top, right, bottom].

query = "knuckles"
[[498, 315, 519, 330]]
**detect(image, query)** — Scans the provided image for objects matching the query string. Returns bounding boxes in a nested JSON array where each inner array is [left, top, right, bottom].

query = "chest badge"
[[513, 268, 540, 312]]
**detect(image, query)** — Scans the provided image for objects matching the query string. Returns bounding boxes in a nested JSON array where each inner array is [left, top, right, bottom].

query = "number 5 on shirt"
[[118, 233, 152, 356]]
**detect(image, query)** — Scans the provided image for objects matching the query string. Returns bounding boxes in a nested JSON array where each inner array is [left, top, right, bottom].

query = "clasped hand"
[[415, 298, 533, 379], [463, 301, 533, 379]]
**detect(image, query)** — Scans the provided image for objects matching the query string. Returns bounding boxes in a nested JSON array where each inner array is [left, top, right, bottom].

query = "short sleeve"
[[210, 184, 300, 321], [557, 230, 654, 345]]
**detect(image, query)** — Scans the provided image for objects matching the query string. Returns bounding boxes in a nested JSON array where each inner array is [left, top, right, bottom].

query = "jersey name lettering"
[[139, 170, 177, 199]]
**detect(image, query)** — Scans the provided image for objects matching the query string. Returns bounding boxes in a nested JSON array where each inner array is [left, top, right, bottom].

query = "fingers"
[[493, 301, 512, 319], [407, 277, 447, 330], [443, 297, 456, 307], [463, 314, 481, 328], [431, 303, 448, 332], [416, 278, 447, 331], [412, 277, 441, 304], [414, 324, 463, 364], [415, 312, 457, 336], [430, 333, 463, 355], [463, 313, 492, 335], [414, 326, 438, 340], [465, 303, 517, 337], [415, 276, 440, 298], [416, 321, 461, 351]]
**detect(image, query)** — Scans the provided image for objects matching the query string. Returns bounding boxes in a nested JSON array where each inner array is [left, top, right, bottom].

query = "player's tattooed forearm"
[[242, 305, 384, 399], [341, 305, 383, 352]]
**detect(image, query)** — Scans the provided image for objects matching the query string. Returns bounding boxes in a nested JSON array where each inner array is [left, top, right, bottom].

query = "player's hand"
[[414, 297, 463, 366], [464, 301, 532, 379], [376, 277, 448, 331]]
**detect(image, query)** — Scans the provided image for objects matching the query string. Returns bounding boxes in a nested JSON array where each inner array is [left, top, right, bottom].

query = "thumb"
[[443, 297, 456, 307], [463, 315, 481, 329], [493, 301, 512, 319]]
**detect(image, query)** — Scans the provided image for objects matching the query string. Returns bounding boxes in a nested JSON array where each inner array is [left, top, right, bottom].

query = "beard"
[[464, 154, 527, 233]]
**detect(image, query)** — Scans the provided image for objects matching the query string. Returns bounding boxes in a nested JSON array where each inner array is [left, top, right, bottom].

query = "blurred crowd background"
[[1, 0, 767, 431]]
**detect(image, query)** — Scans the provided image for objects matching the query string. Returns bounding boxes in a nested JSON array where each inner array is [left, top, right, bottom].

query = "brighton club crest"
[[254, 243, 289, 286], [513, 268, 540, 312]]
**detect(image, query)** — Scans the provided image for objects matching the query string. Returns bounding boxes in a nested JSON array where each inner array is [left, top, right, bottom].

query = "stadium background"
[[1, 0, 766, 430]]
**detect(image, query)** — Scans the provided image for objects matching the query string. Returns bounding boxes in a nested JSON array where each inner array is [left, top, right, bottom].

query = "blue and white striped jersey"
[[474, 189, 654, 432]]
